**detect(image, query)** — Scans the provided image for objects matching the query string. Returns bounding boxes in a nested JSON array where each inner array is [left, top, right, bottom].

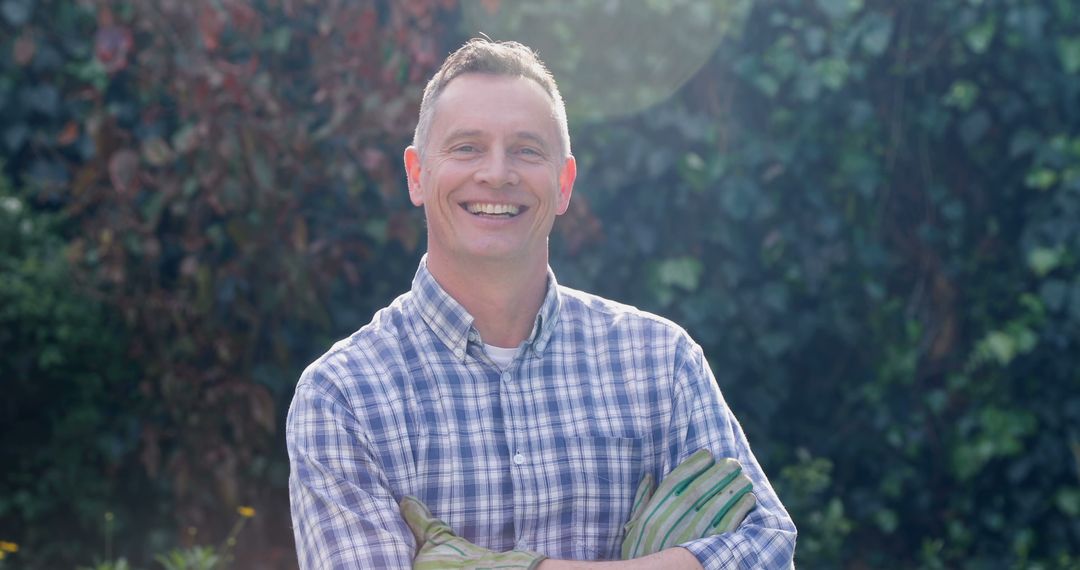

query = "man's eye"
[[453, 145, 478, 153], [518, 147, 542, 157]]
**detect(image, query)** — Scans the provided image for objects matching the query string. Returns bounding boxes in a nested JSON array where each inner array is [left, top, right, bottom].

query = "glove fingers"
[[640, 459, 736, 553], [400, 495, 463, 547], [400, 495, 437, 543], [628, 473, 656, 525], [710, 491, 757, 534], [666, 478, 755, 547], [412, 545, 493, 570], [416, 544, 546, 570], [402, 496, 548, 569], [685, 458, 745, 514], [620, 451, 759, 560], [621, 472, 655, 559], [644, 459, 754, 553], [650, 449, 715, 501], [624, 450, 716, 558]]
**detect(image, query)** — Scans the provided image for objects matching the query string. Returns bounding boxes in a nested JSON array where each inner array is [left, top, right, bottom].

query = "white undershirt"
[[484, 343, 519, 369]]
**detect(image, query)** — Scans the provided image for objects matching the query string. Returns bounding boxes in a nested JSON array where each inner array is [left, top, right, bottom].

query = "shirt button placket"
[[501, 367, 532, 548], [503, 371, 522, 467]]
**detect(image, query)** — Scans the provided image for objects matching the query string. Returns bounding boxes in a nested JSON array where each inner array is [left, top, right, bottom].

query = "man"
[[287, 39, 796, 569]]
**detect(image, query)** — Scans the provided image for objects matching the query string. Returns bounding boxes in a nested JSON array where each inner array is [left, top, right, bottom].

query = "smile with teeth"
[[464, 202, 522, 217]]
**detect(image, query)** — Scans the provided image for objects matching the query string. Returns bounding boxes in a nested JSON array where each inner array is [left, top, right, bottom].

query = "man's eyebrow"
[[441, 129, 552, 151], [442, 129, 484, 145], [513, 131, 551, 150]]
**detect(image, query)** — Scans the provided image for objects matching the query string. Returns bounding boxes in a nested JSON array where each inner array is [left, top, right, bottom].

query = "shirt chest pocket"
[[537, 435, 643, 561]]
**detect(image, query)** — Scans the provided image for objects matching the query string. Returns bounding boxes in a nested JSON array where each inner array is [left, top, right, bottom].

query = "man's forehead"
[[430, 74, 560, 135]]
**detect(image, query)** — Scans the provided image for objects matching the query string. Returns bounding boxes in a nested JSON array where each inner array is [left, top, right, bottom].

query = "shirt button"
[[513, 453, 526, 465], [501, 371, 512, 382]]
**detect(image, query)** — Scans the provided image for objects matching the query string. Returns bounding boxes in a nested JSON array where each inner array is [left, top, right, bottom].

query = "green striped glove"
[[621, 449, 757, 559], [400, 495, 547, 570]]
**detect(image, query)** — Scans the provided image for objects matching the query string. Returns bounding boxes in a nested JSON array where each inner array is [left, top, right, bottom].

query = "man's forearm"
[[536, 547, 703, 570]]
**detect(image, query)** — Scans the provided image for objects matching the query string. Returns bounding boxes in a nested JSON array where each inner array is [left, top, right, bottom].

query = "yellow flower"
[[237, 506, 256, 518], [0, 541, 17, 553]]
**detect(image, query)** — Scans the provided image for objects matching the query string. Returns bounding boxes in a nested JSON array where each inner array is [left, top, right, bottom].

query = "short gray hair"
[[412, 38, 571, 158]]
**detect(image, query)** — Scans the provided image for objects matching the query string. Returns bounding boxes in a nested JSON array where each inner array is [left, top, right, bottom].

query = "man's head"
[[412, 38, 571, 159], [403, 39, 577, 273]]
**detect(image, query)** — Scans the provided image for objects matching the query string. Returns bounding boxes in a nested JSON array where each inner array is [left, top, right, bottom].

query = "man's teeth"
[[466, 203, 520, 216]]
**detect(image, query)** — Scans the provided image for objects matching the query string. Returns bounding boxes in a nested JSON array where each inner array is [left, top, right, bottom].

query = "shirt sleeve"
[[668, 341, 797, 569], [286, 364, 415, 570]]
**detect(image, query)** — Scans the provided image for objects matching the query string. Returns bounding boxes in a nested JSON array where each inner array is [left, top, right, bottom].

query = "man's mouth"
[[463, 202, 523, 218]]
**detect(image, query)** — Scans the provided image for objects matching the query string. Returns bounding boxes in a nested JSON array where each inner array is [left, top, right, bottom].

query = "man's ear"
[[404, 146, 424, 207], [555, 154, 577, 215]]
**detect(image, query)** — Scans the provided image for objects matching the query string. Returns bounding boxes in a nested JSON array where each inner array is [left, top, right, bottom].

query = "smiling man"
[[286, 39, 796, 569]]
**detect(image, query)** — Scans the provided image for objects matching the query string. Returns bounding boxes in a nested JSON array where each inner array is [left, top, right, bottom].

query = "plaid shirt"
[[287, 258, 796, 569]]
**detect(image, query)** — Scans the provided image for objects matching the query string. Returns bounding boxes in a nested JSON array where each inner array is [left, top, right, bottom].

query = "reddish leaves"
[[72, 0, 458, 554], [13, 30, 36, 66], [107, 149, 139, 195], [198, 3, 225, 52], [94, 25, 133, 73]]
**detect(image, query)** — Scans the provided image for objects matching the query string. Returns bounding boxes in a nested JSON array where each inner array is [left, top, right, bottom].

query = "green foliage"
[[1, 0, 456, 567], [155, 547, 220, 570], [0, 169, 153, 567], [775, 449, 852, 562], [78, 507, 252, 570], [79, 559, 136, 570], [4, 0, 1080, 568]]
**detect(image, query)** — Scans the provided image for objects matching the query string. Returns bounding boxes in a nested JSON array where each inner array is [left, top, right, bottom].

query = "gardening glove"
[[621, 449, 757, 559], [400, 495, 547, 570]]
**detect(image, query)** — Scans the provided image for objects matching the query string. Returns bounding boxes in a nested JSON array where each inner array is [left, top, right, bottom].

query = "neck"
[[425, 252, 549, 349]]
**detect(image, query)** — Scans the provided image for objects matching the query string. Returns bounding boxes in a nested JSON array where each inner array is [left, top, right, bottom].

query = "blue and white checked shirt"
[[287, 258, 796, 569]]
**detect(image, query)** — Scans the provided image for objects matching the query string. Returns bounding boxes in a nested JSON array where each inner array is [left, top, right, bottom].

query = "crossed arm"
[[287, 345, 795, 569], [400, 443, 757, 569]]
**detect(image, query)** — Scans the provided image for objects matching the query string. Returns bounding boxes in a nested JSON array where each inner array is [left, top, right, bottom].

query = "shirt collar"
[[411, 255, 562, 362]]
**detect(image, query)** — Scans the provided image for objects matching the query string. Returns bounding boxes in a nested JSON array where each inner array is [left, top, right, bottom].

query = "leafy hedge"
[[0, 171, 150, 567], [2, 0, 1080, 568], [2, 0, 454, 566]]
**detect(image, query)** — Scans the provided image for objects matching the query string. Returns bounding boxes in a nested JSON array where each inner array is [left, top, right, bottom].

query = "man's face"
[[404, 73, 576, 268]]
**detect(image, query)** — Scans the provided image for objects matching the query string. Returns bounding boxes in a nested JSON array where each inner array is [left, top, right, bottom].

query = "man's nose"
[[473, 150, 519, 188]]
